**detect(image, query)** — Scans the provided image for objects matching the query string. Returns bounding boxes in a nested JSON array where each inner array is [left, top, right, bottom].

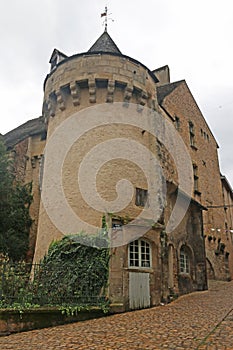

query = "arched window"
[[129, 239, 151, 268], [180, 246, 190, 274]]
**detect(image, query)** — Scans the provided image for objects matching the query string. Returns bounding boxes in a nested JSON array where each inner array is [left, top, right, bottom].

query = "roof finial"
[[101, 6, 114, 32], [101, 6, 108, 32]]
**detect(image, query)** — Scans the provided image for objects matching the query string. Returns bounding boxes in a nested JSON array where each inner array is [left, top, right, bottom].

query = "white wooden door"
[[129, 272, 150, 309]]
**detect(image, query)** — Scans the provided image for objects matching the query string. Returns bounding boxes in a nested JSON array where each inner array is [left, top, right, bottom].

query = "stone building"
[[3, 30, 233, 310], [156, 75, 233, 281], [219, 175, 233, 278]]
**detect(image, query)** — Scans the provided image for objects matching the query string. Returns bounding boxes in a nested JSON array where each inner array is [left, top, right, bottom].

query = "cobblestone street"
[[1, 280, 233, 350]]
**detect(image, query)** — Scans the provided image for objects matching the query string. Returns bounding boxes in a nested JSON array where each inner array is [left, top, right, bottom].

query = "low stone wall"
[[0, 307, 107, 336]]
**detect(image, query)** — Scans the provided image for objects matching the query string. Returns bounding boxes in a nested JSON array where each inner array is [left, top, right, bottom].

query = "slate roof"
[[156, 81, 184, 104], [3, 117, 46, 149], [88, 31, 122, 54], [49, 49, 67, 64], [157, 80, 219, 148]]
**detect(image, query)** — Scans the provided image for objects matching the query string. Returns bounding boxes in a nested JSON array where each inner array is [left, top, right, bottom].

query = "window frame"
[[189, 121, 196, 148], [174, 116, 180, 131], [128, 239, 152, 269], [193, 164, 201, 195], [135, 187, 148, 207], [179, 248, 190, 274]]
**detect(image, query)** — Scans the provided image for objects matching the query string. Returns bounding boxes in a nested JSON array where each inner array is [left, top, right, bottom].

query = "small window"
[[189, 121, 194, 134], [40, 131, 47, 141], [39, 155, 45, 192], [193, 164, 200, 194], [135, 188, 148, 207], [180, 248, 190, 274], [129, 239, 151, 268], [50, 57, 57, 71], [174, 116, 180, 130], [189, 121, 195, 147]]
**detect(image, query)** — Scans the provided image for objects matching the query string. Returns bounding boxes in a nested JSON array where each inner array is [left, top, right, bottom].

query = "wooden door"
[[129, 272, 150, 309]]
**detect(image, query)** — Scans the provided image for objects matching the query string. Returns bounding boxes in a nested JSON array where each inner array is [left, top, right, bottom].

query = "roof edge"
[[44, 51, 159, 89], [157, 80, 219, 149], [221, 175, 233, 196], [3, 116, 46, 149]]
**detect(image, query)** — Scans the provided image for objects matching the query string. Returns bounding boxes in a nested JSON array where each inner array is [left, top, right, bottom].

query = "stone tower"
[[34, 31, 162, 262]]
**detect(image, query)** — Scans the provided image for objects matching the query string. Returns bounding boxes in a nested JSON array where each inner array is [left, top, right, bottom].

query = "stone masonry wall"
[[34, 53, 160, 263], [159, 81, 232, 280]]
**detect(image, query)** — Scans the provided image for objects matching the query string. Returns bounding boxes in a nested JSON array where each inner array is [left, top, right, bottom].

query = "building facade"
[[3, 31, 233, 310]]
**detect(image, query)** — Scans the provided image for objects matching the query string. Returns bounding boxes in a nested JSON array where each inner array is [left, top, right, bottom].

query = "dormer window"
[[49, 49, 67, 72], [50, 57, 58, 71]]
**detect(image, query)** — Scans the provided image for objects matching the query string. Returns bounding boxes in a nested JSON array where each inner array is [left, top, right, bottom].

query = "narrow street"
[[1, 280, 233, 349]]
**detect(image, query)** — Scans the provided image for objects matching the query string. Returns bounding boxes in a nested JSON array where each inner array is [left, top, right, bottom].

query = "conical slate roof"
[[88, 31, 122, 54]]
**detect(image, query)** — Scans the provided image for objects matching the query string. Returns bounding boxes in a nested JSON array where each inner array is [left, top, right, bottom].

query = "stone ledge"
[[0, 307, 108, 336]]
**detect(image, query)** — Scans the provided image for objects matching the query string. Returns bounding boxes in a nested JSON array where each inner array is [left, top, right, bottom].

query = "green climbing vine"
[[0, 232, 110, 315]]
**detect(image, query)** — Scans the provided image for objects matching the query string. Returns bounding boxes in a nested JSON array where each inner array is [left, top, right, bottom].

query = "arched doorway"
[[128, 239, 151, 309]]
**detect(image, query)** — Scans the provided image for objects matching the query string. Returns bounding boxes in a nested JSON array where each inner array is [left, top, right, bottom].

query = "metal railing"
[[0, 261, 107, 307]]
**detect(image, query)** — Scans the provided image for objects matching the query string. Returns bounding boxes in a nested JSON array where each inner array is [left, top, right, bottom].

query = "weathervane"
[[101, 6, 114, 32]]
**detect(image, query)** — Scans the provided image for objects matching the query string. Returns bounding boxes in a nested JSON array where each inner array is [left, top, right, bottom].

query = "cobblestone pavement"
[[1, 280, 233, 350], [198, 307, 233, 350]]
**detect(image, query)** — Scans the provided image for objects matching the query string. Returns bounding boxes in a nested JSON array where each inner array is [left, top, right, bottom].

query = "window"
[[193, 164, 200, 194], [201, 129, 209, 142], [180, 247, 190, 274], [50, 57, 57, 71], [39, 155, 45, 192], [129, 239, 151, 268], [135, 188, 148, 207], [40, 131, 47, 141], [174, 116, 180, 131], [189, 121, 195, 147]]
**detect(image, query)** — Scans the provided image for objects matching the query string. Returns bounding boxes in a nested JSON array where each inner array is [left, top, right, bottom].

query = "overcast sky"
[[0, 0, 233, 185]]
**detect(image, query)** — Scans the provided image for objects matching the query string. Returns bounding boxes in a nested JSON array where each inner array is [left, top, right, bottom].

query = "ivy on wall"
[[35, 233, 110, 304], [0, 233, 110, 314]]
